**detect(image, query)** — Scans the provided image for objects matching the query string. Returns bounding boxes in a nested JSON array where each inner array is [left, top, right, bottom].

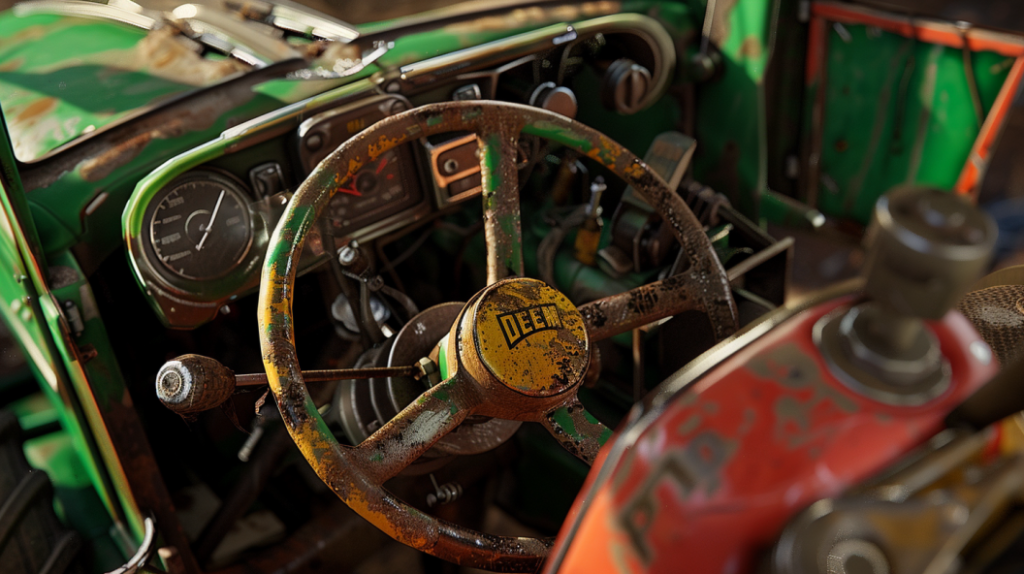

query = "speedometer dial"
[[148, 172, 252, 281]]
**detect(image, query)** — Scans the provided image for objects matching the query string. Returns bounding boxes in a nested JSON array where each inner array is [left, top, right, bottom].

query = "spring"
[[426, 475, 463, 508]]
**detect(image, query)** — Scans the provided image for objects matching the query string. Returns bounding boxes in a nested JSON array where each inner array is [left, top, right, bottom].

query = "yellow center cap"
[[472, 278, 589, 397]]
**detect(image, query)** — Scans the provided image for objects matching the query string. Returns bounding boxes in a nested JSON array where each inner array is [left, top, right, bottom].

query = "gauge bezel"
[[143, 169, 255, 287]]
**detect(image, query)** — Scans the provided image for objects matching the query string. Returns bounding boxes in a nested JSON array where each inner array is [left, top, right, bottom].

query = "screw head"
[[338, 246, 357, 265]]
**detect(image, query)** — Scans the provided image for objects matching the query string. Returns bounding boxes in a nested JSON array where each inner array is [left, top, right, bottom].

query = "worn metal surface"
[[578, 272, 708, 342], [805, 2, 1021, 223], [471, 278, 587, 398], [773, 429, 1018, 574], [0, 13, 248, 163], [545, 294, 996, 574], [479, 122, 525, 283], [236, 365, 420, 386], [543, 397, 612, 465]]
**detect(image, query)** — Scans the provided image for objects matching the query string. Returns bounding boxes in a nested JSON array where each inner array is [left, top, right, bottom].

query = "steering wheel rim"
[[258, 101, 738, 572]]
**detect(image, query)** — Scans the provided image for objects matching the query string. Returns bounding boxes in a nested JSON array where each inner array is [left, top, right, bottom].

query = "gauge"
[[148, 172, 253, 281], [328, 147, 421, 234]]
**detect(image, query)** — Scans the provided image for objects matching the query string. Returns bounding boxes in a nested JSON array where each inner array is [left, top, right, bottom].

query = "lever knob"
[[156, 354, 236, 415], [863, 186, 996, 320]]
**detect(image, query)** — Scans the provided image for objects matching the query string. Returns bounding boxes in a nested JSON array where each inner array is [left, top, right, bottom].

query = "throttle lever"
[[155, 354, 421, 415]]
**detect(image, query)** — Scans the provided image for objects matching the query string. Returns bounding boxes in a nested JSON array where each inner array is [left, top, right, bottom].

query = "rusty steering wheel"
[[257, 101, 738, 572]]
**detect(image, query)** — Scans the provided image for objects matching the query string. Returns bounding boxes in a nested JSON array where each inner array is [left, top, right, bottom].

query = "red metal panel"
[[549, 296, 997, 574]]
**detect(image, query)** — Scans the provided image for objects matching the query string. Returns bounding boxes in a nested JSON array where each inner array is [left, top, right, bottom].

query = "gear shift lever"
[[817, 186, 996, 405]]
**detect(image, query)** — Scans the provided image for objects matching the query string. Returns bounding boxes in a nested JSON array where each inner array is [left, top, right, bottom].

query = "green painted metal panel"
[[0, 13, 249, 162], [692, 0, 775, 220], [0, 114, 129, 545], [814, 23, 1011, 223]]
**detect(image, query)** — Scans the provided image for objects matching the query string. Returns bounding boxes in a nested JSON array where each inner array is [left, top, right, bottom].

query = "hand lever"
[[155, 354, 421, 415]]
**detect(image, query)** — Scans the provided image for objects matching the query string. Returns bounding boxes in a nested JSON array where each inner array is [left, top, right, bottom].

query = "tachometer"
[[148, 171, 253, 281], [328, 147, 418, 233]]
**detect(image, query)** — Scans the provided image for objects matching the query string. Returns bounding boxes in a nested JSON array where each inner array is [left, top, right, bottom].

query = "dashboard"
[[121, 13, 674, 328], [124, 91, 481, 328]]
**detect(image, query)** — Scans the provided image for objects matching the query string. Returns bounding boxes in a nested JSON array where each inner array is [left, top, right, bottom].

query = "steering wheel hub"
[[458, 278, 589, 398]]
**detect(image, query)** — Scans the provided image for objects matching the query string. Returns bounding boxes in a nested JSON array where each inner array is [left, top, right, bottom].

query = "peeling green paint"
[[813, 23, 1010, 222]]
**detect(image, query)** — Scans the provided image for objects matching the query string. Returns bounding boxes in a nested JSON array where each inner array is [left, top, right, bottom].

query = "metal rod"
[[234, 365, 419, 387], [700, 0, 717, 55]]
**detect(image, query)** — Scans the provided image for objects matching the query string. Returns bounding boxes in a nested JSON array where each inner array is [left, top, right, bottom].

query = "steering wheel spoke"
[[354, 376, 481, 484], [539, 396, 612, 465], [479, 124, 525, 284], [578, 268, 712, 342]]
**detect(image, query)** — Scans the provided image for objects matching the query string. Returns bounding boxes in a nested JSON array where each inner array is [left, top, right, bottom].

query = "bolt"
[[416, 357, 441, 387], [442, 158, 459, 174], [338, 244, 359, 266]]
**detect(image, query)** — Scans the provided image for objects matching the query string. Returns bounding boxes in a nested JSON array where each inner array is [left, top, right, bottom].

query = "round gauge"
[[329, 148, 414, 232], [148, 172, 253, 281]]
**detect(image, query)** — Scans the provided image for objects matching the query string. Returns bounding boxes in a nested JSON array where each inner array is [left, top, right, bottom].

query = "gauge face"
[[148, 173, 253, 281], [328, 148, 417, 233]]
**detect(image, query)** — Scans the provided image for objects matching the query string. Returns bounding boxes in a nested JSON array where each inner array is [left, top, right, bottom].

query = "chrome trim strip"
[[13, 0, 156, 30]]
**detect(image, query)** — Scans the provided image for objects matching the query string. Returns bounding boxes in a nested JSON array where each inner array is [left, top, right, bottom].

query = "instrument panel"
[[126, 93, 436, 328]]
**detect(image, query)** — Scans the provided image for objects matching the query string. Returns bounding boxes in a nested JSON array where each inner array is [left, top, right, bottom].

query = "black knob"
[[863, 186, 996, 320], [818, 187, 997, 405], [601, 59, 651, 115], [156, 355, 237, 415]]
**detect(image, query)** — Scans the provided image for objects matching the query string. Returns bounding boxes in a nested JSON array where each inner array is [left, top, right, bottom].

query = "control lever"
[[155, 354, 424, 415], [817, 186, 996, 405]]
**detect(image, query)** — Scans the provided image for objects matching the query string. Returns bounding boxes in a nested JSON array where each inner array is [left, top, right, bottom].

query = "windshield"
[[0, 0, 479, 162], [0, 10, 252, 162]]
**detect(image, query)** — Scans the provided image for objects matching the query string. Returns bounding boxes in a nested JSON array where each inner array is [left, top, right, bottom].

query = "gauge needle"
[[196, 190, 225, 252], [338, 182, 361, 197], [375, 156, 388, 174]]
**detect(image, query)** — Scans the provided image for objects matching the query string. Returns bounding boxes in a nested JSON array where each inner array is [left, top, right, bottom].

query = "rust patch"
[[739, 36, 763, 60], [80, 132, 152, 182], [0, 57, 23, 73], [16, 97, 57, 123], [21, 60, 305, 189]]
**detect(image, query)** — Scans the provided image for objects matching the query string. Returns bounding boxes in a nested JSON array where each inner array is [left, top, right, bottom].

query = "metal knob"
[[863, 186, 996, 320], [601, 59, 651, 115], [818, 187, 997, 405], [156, 354, 236, 416]]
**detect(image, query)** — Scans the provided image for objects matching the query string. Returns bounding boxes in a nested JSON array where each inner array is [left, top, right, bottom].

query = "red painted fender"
[[547, 292, 997, 574]]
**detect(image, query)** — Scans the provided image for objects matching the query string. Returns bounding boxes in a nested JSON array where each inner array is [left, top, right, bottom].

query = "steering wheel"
[[257, 101, 738, 572]]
